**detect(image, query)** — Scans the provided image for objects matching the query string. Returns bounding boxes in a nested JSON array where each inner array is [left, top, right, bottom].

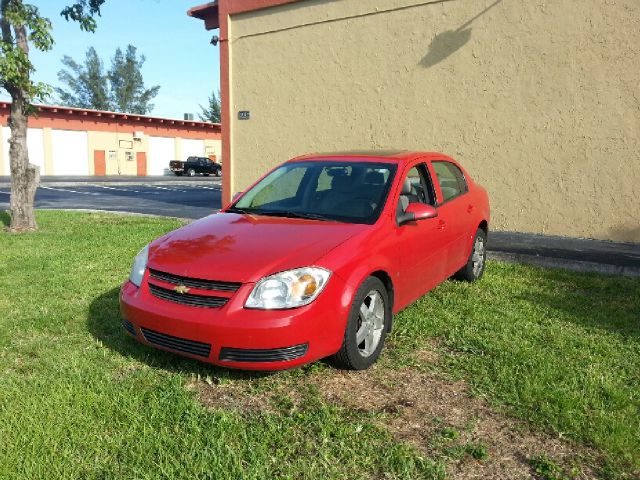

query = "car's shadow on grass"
[[87, 287, 276, 381]]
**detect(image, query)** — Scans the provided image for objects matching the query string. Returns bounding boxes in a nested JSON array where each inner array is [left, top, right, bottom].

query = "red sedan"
[[120, 151, 490, 370]]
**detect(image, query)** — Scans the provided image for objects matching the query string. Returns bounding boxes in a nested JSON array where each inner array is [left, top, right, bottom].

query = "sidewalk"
[[489, 231, 640, 277]]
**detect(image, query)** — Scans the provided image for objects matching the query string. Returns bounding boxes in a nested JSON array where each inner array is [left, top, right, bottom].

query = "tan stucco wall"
[[228, 0, 640, 242], [174, 137, 182, 163], [87, 130, 148, 175], [205, 139, 223, 162]]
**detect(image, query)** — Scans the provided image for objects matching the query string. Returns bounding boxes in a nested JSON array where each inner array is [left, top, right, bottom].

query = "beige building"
[[190, 0, 640, 243], [0, 102, 221, 177]]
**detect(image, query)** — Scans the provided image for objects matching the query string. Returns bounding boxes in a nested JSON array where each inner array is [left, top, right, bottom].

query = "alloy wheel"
[[356, 290, 385, 357], [472, 236, 486, 277]]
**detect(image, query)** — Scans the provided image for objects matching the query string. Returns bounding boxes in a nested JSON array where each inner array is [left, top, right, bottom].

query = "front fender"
[[319, 231, 398, 324]]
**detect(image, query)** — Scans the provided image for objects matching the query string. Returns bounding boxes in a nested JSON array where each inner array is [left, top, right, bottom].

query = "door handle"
[[437, 220, 446, 229], [467, 204, 474, 213]]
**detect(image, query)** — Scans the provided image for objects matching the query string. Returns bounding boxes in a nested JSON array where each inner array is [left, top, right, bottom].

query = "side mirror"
[[398, 203, 438, 226], [232, 191, 243, 201]]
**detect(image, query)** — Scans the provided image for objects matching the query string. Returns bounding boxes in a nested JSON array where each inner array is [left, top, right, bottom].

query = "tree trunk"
[[3, 12, 39, 232], [8, 94, 39, 232]]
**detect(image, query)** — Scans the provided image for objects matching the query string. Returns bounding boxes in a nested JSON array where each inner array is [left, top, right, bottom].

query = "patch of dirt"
[[314, 365, 596, 479], [191, 348, 598, 479]]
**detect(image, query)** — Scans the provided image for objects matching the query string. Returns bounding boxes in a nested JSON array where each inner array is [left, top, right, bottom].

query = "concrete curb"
[[488, 251, 640, 278], [48, 208, 195, 222]]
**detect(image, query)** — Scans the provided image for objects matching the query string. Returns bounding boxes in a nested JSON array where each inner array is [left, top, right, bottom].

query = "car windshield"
[[229, 161, 397, 224]]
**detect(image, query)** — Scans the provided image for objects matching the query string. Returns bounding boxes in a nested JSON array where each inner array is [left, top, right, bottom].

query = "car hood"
[[147, 212, 368, 283]]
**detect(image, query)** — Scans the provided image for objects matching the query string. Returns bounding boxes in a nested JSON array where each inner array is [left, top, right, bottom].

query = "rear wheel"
[[187, 168, 196, 177], [332, 276, 391, 370], [455, 228, 487, 282]]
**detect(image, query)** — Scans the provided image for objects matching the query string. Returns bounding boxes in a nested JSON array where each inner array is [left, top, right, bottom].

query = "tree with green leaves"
[[56, 44, 159, 114], [108, 45, 159, 115], [198, 90, 220, 123], [0, 0, 105, 232], [55, 46, 110, 110]]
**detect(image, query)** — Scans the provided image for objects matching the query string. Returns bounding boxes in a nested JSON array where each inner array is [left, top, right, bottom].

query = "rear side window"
[[432, 161, 468, 202]]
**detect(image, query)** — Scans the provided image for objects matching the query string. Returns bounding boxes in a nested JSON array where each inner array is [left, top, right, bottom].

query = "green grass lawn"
[[0, 211, 638, 479]]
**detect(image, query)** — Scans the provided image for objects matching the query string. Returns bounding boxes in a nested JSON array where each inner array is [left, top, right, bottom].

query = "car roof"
[[288, 150, 453, 164]]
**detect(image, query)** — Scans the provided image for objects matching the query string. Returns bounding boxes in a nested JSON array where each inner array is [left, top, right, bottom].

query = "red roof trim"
[[188, 0, 304, 31], [225, 0, 301, 16], [188, 1, 220, 29], [0, 102, 221, 131]]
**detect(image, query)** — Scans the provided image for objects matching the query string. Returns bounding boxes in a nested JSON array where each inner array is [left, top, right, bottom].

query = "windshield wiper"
[[257, 210, 331, 221], [225, 207, 254, 214]]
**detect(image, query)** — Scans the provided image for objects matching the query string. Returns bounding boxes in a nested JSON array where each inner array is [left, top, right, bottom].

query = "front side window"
[[403, 164, 436, 206], [396, 163, 436, 222], [231, 161, 397, 224], [432, 161, 468, 202]]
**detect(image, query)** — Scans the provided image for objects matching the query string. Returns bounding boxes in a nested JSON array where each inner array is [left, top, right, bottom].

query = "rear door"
[[428, 159, 472, 275]]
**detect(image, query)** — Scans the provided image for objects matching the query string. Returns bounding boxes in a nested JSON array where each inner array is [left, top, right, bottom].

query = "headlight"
[[129, 244, 149, 287], [245, 267, 331, 309]]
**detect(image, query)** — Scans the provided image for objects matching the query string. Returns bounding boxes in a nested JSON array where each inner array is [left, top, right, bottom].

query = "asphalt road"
[[0, 180, 222, 219], [0, 175, 220, 184]]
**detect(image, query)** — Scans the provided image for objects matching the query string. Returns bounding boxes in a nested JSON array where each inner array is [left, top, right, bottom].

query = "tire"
[[187, 168, 196, 177], [215, 169, 222, 177], [455, 228, 487, 282], [332, 276, 391, 370]]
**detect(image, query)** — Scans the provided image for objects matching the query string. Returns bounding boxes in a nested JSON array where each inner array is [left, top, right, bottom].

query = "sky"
[[0, 0, 221, 120]]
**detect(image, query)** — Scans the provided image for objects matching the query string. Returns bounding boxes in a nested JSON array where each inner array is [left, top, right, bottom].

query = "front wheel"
[[332, 276, 391, 370], [215, 169, 222, 177], [455, 228, 487, 282]]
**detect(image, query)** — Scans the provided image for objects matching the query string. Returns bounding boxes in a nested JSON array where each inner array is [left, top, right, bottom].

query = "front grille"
[[140, 327, 211, 358], [219, 344, 308, 363], [149, 283, 229, 308], [149, 268, 241, 292], [122, 319, 136, 336]]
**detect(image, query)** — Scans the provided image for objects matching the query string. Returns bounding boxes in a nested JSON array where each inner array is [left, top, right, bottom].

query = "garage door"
[[52, 130, 89, 175], [2, 127, 45, 175], [181, 139, 205, 159], [148, 136, 175, 175]]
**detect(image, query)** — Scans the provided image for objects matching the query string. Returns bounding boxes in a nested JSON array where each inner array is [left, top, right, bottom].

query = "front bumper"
[[119, 272, 350, 370]]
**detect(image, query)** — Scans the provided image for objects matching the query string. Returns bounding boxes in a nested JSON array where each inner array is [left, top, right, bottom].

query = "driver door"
[[393, 162, 448, 306]]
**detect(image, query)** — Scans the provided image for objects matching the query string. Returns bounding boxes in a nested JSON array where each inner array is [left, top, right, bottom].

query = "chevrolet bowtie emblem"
[[174, 285, 190, 294]]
